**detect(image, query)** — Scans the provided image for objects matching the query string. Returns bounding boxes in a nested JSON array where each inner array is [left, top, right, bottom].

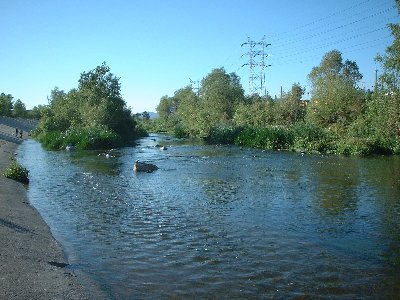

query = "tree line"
[[0, 93, 44, 119], [144, 11, 400, 155], [2, 4, 398, 154], [1, 63, 147, 150]]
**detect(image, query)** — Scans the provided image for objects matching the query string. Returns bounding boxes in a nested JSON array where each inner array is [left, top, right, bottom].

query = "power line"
[[270, 1, 395, 46], [222, 0, 397, 95], [271, 38, 392, 68], [272, 6, 395, 50], [271, 27, 391, 63], [267, 0, 374, 40]]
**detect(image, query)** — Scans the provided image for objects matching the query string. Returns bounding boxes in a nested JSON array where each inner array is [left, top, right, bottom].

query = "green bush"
[[235, 126, 294, 150], [3, 162, 29, 184], [63, 127, 122, 150], [174, 125, 189, 138], [393, 138, 400, 155], [36, 130, 64, 150], [292, 122, 333, 153], [204, 125, 244, 144], [36, 127, 125, 150], [364, 137, 394, 155], [134, 125, 149, 139], [330, 136, 394, 156]]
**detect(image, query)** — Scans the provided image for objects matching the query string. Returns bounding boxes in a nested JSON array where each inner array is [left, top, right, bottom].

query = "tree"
[[197, 68, 245, 136], [307, 50, 364, 127], [309, 50, 362, 85], [154, 95, 178, 133], [43, 87, 73, 131], [200, 68, 244, 120], [36, 63, 140, 149], [375, 2, 400, 91], [13, 99, 27, 118], [276, 83, 305, 125], [174, 86, 199, 136], [366, 2, 400, 142], [0, 93, 13, 116], [77, 62, 135, 138], [156, 95, 178, 119], [142, 111, 150, 121], [27, 105, 48, 119], [233, 95, 275, 127]]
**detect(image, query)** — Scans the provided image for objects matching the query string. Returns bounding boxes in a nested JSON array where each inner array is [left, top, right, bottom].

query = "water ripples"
[[17, 137, 400, 299]]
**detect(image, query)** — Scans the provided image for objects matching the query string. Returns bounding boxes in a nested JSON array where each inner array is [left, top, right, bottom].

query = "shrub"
[[36, 130, 64, 150], [174, 125, 189, 138], [292, 122, 333, 153], [3, 162, 29, 184], [134, 125, 149, 139], [235, 126, 294, 150], [364, 137, 394, 155], [204, 125, 244, 144], [64, 127, 122, 150], [331, 136, 394, 156], [36, 127, 125, 150]]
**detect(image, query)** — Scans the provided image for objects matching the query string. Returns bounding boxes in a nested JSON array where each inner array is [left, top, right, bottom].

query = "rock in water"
[[133, 160, 158, 172]]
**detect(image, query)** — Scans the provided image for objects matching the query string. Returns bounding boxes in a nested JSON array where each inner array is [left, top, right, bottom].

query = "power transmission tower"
[[241, 36, 271, 95]]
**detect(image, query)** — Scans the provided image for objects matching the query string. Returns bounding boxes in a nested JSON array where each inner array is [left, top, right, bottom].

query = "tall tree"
[[375, 12, 400, 91], [36, 63, 138, 149], [276, 83, 305, 125], [307, 50, 364, 126], [234, 95, 275, 127], [197, 68, 245, 135], [45, 87, 72, 131], [156, 95, 179, 118], [367, 1, 400, 140], [13, 99, 27, 118], [77, 62, 135, 138], [0, 93, 13, 117], [142, 111, 150, 121]]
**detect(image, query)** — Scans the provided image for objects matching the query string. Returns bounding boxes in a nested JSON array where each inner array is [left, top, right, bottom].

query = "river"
[[18, 134, 400, 299]]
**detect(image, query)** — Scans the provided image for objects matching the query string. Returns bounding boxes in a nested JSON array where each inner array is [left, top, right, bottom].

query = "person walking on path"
[[19, 129, 23, 139], [15, 128, 18, 137]]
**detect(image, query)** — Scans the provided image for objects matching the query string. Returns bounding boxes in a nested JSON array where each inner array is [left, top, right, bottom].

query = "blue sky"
[[1, 0, 398, 113]]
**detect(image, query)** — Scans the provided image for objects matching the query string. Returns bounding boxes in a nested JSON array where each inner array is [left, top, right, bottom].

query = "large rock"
[[133, 160, 158, 172]]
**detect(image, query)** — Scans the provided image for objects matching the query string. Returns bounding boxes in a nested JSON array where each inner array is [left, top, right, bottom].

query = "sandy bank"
[[0, 138, 91, 299]]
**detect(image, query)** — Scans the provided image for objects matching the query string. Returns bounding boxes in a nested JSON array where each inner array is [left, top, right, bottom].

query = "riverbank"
[[0, 121, 91, 299], [201, 124, 400, 156]]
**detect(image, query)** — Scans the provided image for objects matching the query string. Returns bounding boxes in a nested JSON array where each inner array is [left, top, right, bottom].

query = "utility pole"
[[241, 36, 271, 96], [375, 69, 378, 88]]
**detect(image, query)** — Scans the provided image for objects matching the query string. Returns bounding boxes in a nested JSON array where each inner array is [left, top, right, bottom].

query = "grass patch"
[[35, 127, 123, 150], [3, 162, 29, 184]]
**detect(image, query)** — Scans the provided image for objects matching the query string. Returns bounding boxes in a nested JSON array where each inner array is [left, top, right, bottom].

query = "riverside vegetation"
[[32, 63, 147, 150], [3, 161, 29, 184], [1, 5, 399, 155], [2, 63, 147, 150], [141, 10, 400, 156]]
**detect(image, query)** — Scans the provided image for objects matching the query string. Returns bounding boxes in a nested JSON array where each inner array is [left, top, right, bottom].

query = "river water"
[[18, 135, 400, 299]]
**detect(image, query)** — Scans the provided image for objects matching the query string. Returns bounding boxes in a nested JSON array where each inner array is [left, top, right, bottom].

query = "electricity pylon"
[[241, 36, 271, 95]]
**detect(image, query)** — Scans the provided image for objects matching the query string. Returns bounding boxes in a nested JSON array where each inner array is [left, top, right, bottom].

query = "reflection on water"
[[18, 136, 400, 299]]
